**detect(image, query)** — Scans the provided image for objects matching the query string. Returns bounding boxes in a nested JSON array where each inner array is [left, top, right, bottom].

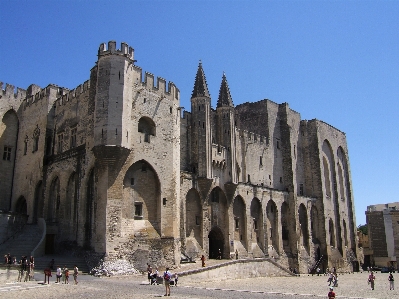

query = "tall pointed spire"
[[217, 72, 234, 108], [191, 61, 210, 99]]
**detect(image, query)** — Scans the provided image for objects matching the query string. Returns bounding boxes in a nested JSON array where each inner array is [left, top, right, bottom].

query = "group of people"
[[3, 253, 35, 282], [147, 264, 178, 296], [326, 270, 339, 287], [43, 262, 79, 285]]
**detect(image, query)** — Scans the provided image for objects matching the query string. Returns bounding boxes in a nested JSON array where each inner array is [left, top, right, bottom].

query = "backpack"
[[164, 272, 170, 281]]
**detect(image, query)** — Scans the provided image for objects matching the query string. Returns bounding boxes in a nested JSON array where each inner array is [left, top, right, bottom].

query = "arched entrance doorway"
[[15, 196, 27, 215], [208, 226, 224, 259]]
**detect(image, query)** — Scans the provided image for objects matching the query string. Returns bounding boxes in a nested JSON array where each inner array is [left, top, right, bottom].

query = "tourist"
[[163, 267, 172, 296], [368, 271, 375, 290], [217, 249, 222, 259], [18, 258, 24, 282], [44, 267, 51, 284], [328, 286, 336, 298], [327, 271, 333, 286], [388, 272, 394, 290], [65, 267, 70, 284], [147, 264, 152, 284], [201, 255, 206, 267], [73, 265, 79, 284], [56, 265, 62, 283], [174, 272, 178, 286]]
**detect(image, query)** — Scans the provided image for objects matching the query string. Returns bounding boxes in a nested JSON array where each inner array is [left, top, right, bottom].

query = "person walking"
[[65, 267, 69, 284], [201, 255, 206, 267], [174, 272, 178, 287], [147, 264, 152, 284], [163, 267, 172, 296], [44, 268, 51, 284], [56, 266, 62, 283], [73, 265, 79, 284], [388, 272, 394, 290], [368, 271, 376, 290], [327, 271, 333, 286]]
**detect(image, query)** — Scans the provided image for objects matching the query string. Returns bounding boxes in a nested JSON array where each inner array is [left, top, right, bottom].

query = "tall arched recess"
[[233, 195, 247, 253], [122, 160, 161, 235], [0, 110, 19, 211], [208, 187, 228, 259], [184, 188, 202, 259], [337, 146, 356, 251], [266, 200, 279, 255], [298, 203, 310, 255], [250, 197, 264, 257]]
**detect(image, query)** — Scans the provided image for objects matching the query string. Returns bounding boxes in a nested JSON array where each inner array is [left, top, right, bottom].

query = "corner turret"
[[98, 41, 135, 62]]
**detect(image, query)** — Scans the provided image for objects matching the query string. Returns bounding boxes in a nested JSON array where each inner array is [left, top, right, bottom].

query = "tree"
[[357, 224, 368, 235]]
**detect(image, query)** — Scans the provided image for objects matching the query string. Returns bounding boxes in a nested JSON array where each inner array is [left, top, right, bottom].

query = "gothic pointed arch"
[[122, 160, 161, 235], [337, 146, 356, 250], [208, 187, 228, 258], [0, 109, 19, 211], [208, 226, 224, 259]]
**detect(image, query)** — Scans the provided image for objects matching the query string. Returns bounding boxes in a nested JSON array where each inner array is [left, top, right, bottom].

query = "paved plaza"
[[0, 270, 397, 299]]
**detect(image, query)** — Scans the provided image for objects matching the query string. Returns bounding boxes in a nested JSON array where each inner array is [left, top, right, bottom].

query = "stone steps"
[[0, 223, 42, 260], [34, 255, 88, 273]]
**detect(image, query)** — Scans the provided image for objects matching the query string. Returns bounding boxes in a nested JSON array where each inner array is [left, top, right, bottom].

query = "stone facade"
[[0, 41, 358, 272], [366, 202, 399, 269]]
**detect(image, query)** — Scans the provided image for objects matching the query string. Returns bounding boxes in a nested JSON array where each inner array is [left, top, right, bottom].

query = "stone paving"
[[0, 262, 398, 299]]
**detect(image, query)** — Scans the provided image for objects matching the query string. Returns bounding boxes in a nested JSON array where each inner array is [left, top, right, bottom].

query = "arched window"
[[138, 117, 156, 143]]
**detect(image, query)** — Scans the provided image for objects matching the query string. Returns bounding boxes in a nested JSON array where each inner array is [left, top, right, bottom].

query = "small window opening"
[[144, 98, 146, 103], [134, 203, 143, 218], [254, 219, 258, 230], [235, 217, 239, 230], [130, 178, 135, 186], [163, 198, 167, 206], [260, 156, 263, 166], [248, 174, 251, 183], [277, 140, 280, 149], [3, 146, 12, 161], [299, 184, 304, 196]]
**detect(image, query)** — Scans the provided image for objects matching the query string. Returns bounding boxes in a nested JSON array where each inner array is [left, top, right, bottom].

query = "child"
[[64, 267, 69, 284], [174, 272, 178, 286]]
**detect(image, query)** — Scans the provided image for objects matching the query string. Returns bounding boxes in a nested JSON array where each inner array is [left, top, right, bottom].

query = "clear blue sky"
[[1, 0, 398, 226]]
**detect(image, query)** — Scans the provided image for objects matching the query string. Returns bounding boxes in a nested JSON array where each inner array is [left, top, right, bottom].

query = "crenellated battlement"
[[0, 82, 26, 99], [140, 72, 179, 97], [98, 41, 134, 61], [237, 128, 269, 145], [56, 80, 90, 106], [23, 84, 60, 107]]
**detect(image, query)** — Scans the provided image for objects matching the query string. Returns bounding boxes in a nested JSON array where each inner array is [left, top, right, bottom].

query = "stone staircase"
[[33, 254, 89, 273], [0, 223, 42, 259]]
